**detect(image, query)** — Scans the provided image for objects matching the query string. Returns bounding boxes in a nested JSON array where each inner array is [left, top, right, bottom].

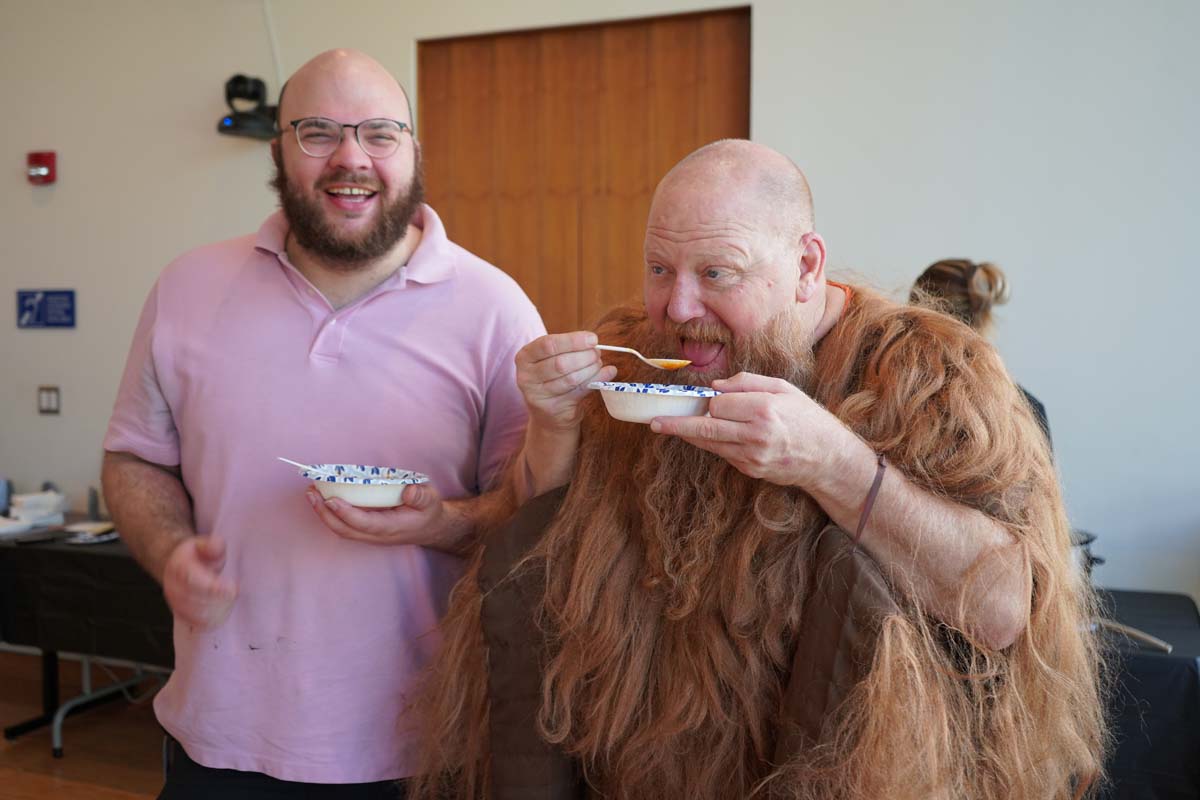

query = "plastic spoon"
[[596, 344, 691, 370], [277, 457, 312, 470]]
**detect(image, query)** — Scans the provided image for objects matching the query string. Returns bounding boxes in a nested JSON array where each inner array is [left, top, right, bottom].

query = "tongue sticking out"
[[680, 340, 725, 368]]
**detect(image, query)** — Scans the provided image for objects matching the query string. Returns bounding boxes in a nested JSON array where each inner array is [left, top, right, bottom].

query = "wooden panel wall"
[[418, 9, 750, 333]]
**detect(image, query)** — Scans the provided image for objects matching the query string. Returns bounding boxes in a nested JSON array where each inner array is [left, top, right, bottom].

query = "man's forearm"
[[808, 432, 1029, 650], [513, 422, 581, 503], [431, 424, 579, 555], [431, 489, 520, 556], [101, 451, 195, 583]]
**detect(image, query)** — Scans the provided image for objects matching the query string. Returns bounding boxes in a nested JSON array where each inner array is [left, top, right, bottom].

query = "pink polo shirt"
[[104, 205, 545, 782]]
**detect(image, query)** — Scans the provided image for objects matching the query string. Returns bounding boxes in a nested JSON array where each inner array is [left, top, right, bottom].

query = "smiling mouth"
[[323, 186, 378, 205]]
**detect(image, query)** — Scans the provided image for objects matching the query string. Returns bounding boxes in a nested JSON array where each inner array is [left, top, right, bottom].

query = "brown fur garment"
[[413, 287, 1106, 800]]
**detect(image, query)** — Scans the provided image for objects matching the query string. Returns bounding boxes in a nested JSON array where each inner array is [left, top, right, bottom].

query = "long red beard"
[[528, 304, 829, 797], [414, 291, 1107, 800]]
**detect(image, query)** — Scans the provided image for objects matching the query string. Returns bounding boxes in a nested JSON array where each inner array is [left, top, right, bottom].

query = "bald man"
[[517, 140, 1025, 647], [416, 140, 1105, 799], [102, 50, 544, 797]]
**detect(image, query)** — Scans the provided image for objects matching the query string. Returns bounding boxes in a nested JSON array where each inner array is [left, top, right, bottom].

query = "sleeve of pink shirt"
[[103, 280, 181, 467], [475, 306, 547, 492]]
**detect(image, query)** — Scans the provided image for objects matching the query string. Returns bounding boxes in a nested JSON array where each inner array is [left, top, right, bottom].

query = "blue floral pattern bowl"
[[289, 462, 430, 508], [587, 381, 720, 424]]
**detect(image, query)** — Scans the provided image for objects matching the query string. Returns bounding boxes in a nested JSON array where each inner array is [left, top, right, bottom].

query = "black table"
[[1099, 588, 1200, 800], [0, 533, 172, 754]]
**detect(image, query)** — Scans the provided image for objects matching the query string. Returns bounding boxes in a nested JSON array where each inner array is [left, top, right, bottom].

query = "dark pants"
[[159, 737, 408, 800]]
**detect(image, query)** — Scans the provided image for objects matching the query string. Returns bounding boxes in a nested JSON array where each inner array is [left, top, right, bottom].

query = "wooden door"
[[418, 9, 750, 333]]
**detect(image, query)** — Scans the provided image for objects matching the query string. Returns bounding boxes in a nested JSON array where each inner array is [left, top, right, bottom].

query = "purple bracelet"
[[854, 454, 887, 544]]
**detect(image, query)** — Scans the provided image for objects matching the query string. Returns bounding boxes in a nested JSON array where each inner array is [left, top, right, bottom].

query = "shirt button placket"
[[311, 314, 343, 362]]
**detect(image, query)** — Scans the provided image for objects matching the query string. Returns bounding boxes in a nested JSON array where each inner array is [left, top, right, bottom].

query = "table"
[[0, 533, 173, 755], [1099, 588, 1200, 800]]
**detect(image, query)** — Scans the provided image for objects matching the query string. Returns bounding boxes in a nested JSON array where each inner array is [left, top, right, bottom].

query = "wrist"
[[528, 411, 583, 437], [438, 498, 505, 557], [434, 501, 466, 550], [155, 531, 192, 584], [853, 453, 888, 544], [807, 425, 877, 500], [521, 423, 581, 498]]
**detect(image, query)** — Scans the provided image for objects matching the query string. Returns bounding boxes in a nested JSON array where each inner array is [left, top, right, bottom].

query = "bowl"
[[588, 381, 720, 424], [295, 463, 430, 508]]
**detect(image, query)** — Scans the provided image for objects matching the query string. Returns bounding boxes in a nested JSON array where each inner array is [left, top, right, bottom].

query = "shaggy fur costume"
[[414, 287, 1107, 800]]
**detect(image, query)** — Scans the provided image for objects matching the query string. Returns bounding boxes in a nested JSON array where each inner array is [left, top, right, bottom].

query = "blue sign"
[[17, 290, 76, 329]]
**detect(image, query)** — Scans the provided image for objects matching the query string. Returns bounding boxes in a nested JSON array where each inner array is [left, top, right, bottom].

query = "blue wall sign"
[[17, 290, 76, 329]]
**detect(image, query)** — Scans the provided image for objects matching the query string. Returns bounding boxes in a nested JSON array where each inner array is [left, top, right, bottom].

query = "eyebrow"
[[690, 249, 750, 267], [645, 243, 749, 262]]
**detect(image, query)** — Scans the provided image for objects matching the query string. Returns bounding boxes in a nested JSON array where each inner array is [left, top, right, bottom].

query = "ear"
[[795, 233, 828, 303]]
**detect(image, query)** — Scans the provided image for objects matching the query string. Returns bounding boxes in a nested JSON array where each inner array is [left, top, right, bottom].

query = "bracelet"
[[853, 453, 887, 545]]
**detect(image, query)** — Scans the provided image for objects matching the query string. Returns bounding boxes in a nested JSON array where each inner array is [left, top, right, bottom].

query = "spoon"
[[596, 344, 691, 371], [277, 457, 313, 470]]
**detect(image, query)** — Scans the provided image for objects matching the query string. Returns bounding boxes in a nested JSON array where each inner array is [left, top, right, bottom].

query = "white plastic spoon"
[[595, 344, 691, 371], [277, 457, 312, 470]]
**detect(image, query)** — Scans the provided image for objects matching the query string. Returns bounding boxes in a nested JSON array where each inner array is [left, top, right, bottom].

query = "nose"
[[327, 128, 373, 172], [666, 275, 705, 324]]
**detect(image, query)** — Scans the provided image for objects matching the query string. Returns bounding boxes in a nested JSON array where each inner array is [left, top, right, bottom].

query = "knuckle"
[[552, 374, 583, 395]]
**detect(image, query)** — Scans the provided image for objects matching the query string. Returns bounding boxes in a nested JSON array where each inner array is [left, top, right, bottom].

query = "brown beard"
[[587, 304, 823, 616], [269, 148, 425, 268], [525, 304, 830, 797]]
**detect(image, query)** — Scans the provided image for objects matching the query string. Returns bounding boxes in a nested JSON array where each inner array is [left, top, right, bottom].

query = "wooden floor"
[[0, 652, 163, 799]]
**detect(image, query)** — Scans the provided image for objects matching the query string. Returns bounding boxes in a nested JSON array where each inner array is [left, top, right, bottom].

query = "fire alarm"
[[27, 152, 56, 185]]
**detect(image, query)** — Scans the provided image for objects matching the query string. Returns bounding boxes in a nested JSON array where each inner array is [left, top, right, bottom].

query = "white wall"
[[1, 0, 1196, 598]]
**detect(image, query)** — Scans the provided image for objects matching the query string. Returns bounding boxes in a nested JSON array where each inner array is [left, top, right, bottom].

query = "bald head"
[[653, 139, 814, 242], [642, 140, 829, 363], [277, 49, 413, 131], [271, 49, 424, 271]]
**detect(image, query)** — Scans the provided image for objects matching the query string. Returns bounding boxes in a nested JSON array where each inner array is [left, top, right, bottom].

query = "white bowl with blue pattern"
[[295, 463, 430, 508], [588, 381, 720, 424]]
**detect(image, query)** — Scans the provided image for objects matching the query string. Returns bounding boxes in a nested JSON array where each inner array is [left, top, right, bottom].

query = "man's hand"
[[649, 372, 845, 488], [162, 535, 238, 630], [515, 331, 618, 431], [306, 483, 451, 546]]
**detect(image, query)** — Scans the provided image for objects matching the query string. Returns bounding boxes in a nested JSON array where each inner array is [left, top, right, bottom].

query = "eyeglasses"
[[288, 117, 411, 159]]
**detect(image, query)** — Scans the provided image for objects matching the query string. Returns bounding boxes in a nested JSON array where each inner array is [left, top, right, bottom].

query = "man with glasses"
[[102, 49, 545, 798]]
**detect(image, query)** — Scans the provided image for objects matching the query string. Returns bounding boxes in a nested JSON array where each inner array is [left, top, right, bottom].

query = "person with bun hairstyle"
[[911, 259, 1051, 449]]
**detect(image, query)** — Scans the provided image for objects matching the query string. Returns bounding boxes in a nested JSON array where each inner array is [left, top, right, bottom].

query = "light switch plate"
[[38, 385, 60, 415]]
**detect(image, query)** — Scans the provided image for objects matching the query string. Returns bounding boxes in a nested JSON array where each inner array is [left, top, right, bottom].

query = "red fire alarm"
[[27, 151, 56, 185]]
